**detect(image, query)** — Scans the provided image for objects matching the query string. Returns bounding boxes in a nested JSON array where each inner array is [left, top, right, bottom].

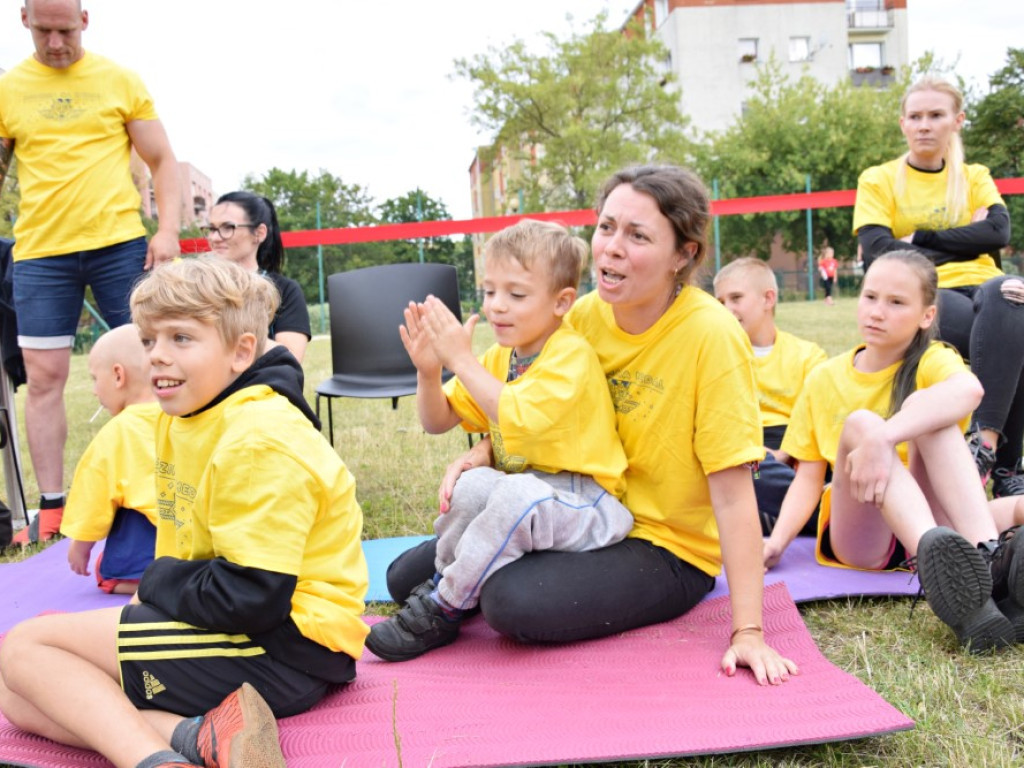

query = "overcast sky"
[[1, 0, 1021, 220]]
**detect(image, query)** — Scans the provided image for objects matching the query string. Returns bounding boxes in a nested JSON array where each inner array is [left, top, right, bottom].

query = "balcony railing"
[[847, 10, 893, 29], [850, 67, 896, 87]]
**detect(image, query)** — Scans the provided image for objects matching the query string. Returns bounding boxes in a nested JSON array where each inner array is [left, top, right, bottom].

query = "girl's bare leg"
[[829, 411, 934, 566], [989, 496, 1024, 533], [910, 422, 999, 545]]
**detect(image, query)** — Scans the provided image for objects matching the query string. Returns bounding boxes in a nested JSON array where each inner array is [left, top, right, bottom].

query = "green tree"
[[454, 11, 691, 212], [377, 189, 476, 299], [964, 48, 1024, 253], [695, 59, 907, 261], [242, 167, 387, 298]]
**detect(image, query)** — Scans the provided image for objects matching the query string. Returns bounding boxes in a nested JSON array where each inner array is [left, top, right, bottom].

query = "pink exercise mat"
[[0, 583, 912, 768]]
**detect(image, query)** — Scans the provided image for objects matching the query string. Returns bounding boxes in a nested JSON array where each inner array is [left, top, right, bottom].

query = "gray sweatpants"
[[433, 467, 634, 611]]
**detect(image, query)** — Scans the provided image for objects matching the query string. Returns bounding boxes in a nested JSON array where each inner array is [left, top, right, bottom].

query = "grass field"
[[3, 294, 1023, 767]]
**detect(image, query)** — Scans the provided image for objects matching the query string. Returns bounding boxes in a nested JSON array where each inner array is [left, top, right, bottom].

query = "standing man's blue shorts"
[[13, 236, 147, 349]]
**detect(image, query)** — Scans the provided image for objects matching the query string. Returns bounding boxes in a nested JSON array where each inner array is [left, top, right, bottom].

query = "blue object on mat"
[[362, 534, 431, 602]]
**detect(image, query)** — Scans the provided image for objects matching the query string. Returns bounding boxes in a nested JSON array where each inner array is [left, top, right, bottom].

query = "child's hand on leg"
[[845, 433, 895, 506], [438, 438, 492, 513]]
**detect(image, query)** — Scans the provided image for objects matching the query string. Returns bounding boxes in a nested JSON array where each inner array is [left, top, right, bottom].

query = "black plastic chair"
[[315, 263, 463, 446]]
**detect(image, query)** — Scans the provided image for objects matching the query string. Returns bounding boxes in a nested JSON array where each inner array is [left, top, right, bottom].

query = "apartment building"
[[134, 157, 214, 230], [466, 1, 909, 284], [468, 143, 538, 284], [632, 0, 909, 133]]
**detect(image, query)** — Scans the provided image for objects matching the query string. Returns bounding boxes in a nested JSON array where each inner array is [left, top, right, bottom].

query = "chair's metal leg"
[[328, 399, 335, 447], [0, 365, 27, 524]]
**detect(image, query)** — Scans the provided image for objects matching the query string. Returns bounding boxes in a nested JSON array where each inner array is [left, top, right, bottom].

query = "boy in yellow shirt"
[[367, 219, 632, 662], [714, 257, 827, 535], [0, 258, 368, 768], [60, 324, 160, 594]]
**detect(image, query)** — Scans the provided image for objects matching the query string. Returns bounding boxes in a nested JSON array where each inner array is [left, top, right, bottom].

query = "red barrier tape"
[[180, 178, 1023, 252]]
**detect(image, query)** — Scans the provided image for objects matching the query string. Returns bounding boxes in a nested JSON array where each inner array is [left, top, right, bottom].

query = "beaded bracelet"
[[729, 624, 763, 643]]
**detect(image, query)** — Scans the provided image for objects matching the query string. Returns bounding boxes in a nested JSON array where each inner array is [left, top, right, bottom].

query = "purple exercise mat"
[[706, 535, 920, 603], [0, 539, 127, 633]]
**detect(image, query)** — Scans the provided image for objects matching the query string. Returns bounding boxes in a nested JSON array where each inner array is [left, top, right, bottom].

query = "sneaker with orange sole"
[[196, 683, 285, 768], [11, 506, 63, 547]]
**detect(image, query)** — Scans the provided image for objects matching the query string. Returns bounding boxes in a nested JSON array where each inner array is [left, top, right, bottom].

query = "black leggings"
[[385, 537, 715, 643], [938, 276, 1024, 470]]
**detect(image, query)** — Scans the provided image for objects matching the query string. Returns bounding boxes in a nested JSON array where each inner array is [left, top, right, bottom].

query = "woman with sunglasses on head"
[[204, 191, 311, 362]]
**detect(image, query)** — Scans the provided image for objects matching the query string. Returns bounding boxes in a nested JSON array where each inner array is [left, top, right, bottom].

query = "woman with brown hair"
[[386, 165, 797, 684]]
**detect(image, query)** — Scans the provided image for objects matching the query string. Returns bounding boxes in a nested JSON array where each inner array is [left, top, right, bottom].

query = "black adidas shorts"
[[118, 603, 331, 718]]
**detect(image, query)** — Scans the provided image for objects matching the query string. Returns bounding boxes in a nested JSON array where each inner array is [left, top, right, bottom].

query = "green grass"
[[4, 296, 1024, 767], [776, 295, 863, 357]]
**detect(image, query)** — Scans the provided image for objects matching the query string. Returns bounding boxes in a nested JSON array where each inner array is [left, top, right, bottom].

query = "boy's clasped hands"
[[400, 296, 478, 378]]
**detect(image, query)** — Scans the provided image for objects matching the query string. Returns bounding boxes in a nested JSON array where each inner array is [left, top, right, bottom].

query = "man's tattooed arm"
[[0, 138, 12, 189]]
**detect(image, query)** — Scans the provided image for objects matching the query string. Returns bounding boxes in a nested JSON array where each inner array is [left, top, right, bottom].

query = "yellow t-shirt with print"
[[154, 385, 369, 660], [755, 330, 827, 428], [781, 341, 970, 469], [0, 52, 155, 261], [61, 401, 163, 546], [567, 288, 764, 577], [444, 323, 627, 498], [852, 158, 1005, 289]]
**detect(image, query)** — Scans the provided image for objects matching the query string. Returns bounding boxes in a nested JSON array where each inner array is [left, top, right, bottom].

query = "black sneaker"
[[365, 580, 461, 662], [992, 461, 1024, 498], [916, 527, 1015, 653], [967, 430, 997, 485], [985, 526, 1024, 642]]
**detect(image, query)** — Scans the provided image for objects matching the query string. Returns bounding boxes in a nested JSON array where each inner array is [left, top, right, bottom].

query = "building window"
[[659, 51, 673, 87], [739, 38, 758, 63], [655, 0, 669, 27], [849, 41, 882, 70], [789, 37, 810, 62]]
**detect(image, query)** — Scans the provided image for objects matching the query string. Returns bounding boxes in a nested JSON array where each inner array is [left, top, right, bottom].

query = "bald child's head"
[[88, 324, 154, 416]]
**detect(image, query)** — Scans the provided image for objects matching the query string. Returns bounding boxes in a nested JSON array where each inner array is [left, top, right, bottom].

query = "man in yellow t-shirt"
[[1, 0, 181, 544], [714, 257, 827, 535]]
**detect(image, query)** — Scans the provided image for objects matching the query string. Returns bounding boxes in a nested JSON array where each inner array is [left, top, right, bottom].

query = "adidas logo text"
[[142, 670, 166, 699]]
